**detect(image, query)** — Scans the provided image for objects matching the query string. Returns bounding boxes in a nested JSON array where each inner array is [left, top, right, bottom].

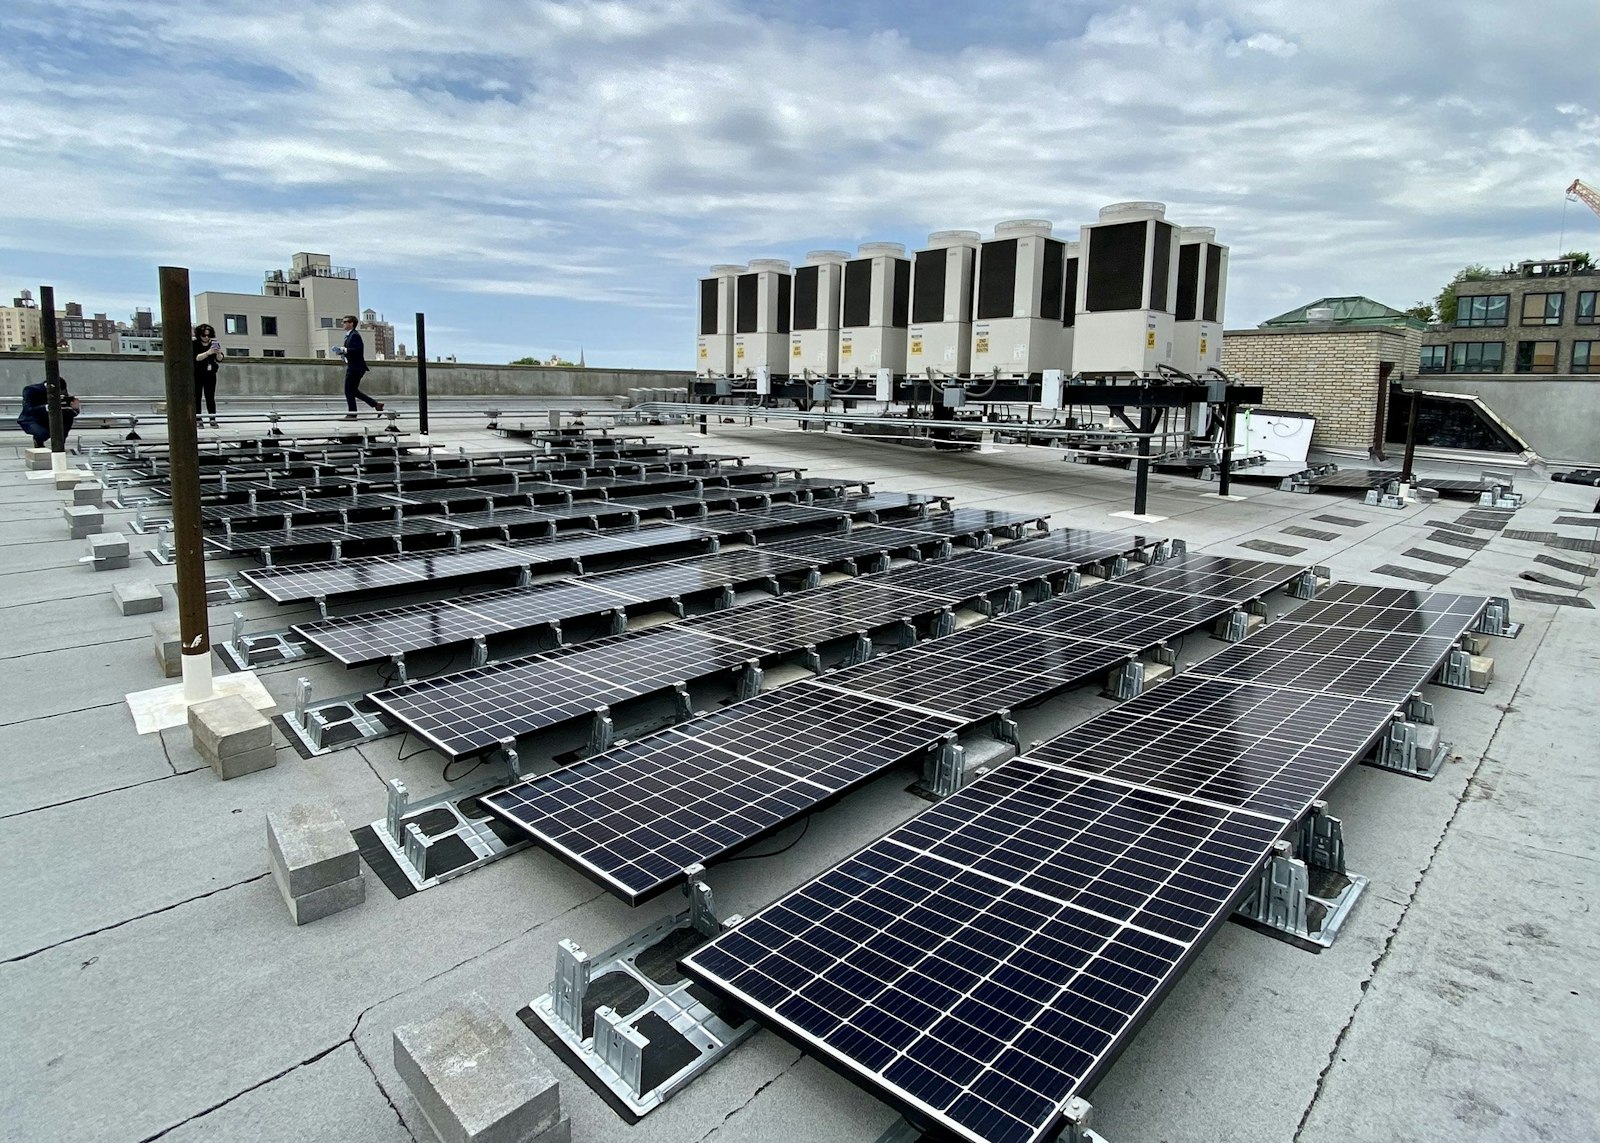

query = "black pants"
[[344, 370, 378, 411], [195, 373, 217, 415]]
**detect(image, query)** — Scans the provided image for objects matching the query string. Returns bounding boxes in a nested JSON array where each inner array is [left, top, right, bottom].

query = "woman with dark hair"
[[192, 323, 223, 427]]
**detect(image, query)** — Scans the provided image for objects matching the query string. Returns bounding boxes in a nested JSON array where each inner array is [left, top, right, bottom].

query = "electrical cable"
[[722, 815, 812, 862]]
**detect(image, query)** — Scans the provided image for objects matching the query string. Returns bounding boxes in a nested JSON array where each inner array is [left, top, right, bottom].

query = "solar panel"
[[1273, 583, 1488, 638], [810, 631, 1130, 721], [677, 599, 884, 652], [783, 580, 947, 624], [482, 682, 965, 903], [1185, 621, 1460, 704], [292, 580, 626, 666], [681, 759, 1285, 1143], [693, 506, 850, 536], [1117, 554, 1309, 599], [994, 586, 1236, 648], [1029, 675, 1398, 820], [370, 626, 757, 758], [889, 509, 1046, 536], [996, 530, 1154, 565], [871, 560, 1057, 604]]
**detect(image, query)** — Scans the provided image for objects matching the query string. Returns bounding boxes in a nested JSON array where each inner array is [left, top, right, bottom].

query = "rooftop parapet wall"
[[0, 353, 692, 400]]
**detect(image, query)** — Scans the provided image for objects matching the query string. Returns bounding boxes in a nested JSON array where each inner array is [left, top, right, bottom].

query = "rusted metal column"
[[159, 266, 213, 700], [415, 313, 429, 437], [39, 286, 67, 469]]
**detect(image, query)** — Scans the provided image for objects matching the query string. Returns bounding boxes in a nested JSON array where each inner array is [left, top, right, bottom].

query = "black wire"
[[722, 815, 812, 863], [442, 754, 485, 782]]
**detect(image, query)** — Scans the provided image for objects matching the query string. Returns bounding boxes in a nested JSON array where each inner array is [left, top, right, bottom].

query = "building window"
[[315, 349, 326, 358], [262, 349, 286, 358], [1455, 295, 1508, 327], [1520, 292, 1564, 326], [1578, 291, 1598, 325], [225, 347, 249, 357], [1419, 345, 1447, 373], [1573, 341, 1597, 374], [1449, 342, 1504, 373], [261, 316, 278, 336], [223, 314, 248, 335], [320, 317, 336, 328], [1514, 341, 1558, 373]]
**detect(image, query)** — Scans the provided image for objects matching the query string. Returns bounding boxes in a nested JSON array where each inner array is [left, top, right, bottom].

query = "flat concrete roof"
[[3, 405, 1595, 1143]]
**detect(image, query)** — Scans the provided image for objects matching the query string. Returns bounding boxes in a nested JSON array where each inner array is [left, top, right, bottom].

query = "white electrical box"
[[732, 258, 792, 376], [790, 250, 848, 376], [1172, 226, 1229, 374], [970, 220, 1072, 377], [907, 230, 979, 377], [838, 242, 910, 376], [695, 264, 743, 376], [1072, 202, 1179, 377]]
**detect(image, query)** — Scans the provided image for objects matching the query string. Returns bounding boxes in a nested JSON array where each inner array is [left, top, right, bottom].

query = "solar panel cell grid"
[[1118, 555, 1308, 599], [682, 761, 1285, 1143], [1030, 675, 1398, 820], [1187, 623, 1459, 703]]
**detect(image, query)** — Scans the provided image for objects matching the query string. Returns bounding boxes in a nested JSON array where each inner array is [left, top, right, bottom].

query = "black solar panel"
[[370, 626, 755, 758], [482, 682, 965, 903], [812, 630, 1130, 721], [1117, 555, 1309, 600], [995, 585, 1235, 648], [1187, 622, 1460, 704], [1030, 675, 1397, 820], [681, 759, 1285, 1143], [889, 509, 1045, 536], [997, 530, 1153, 565], [871, 559, 1054, 604], [1275, 583, 1488, 638], [241, 544, 532, 602]]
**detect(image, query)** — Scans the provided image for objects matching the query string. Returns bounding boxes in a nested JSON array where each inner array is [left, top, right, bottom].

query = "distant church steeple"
[[578, 345, 586, 368]]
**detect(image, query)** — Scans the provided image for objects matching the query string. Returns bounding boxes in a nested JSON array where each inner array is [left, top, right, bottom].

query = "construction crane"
[[1568, 179, 1600, 222]]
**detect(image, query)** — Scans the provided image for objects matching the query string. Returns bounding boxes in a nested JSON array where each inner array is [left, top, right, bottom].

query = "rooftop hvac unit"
[[970, 219, 1072, 377], [733, 258, 793, 376], [1072, 201, 1179, 377], [790, 250, 849, 376], [907, 230, 980, 377], [1172, 226, 1229, 374], [696, 264, 744, 376], [837, 242, 910, 375]]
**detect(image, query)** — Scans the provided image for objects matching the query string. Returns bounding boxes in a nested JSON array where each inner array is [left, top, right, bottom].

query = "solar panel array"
[[680, 580, 1492, 1143], [480, 553, 1310, 904]]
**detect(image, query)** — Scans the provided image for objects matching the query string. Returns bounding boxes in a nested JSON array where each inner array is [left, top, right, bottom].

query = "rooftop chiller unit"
[[837, 242, 910, 375], [970, 220, 1071, 377], [907, 230, 979, 377], [1072, 201, 1179, 376], [790, 250, 848, 376], [1173, 226, 1229, 374], [696, 264, 744, 376], [733, 259, 792, 376]]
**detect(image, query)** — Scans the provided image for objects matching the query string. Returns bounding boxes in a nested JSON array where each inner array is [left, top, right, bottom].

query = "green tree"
[[1434, 263, 1492, 325], [1403, 300, 1435, 323], [1562, 250, 1594, 271], [509, 356, 541, 365]]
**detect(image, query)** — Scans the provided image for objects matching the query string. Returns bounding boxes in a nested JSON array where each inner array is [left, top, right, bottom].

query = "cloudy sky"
[[2, 0, 1596, 367]]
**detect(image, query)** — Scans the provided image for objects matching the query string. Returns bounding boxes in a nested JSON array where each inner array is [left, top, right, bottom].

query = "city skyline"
[[2, 0, 1596, 368]]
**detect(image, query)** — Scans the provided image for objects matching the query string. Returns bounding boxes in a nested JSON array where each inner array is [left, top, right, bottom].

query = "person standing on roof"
[[334, 314, 383, 420], [192, 323, 223, 428]]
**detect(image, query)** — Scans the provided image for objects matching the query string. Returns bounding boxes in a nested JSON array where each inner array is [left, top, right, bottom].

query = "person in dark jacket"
[[17, 380, 79, 446], [334, 314, 383, 419], [192, 323, 223, 427]]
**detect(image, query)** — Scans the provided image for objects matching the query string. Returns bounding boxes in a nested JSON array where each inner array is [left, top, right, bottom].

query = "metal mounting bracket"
[[1369, 715, 1450, 780], [1058, 1097, 1113, 1143], [1474, 596, 1521, 638], [738, 658, 765, 701], [589, 706, 614, 756], [991, 709, 1020, 747], [1107, 660, 1147, 700], [1217, 609, 1250, 642], [919, 733, 966, 798]]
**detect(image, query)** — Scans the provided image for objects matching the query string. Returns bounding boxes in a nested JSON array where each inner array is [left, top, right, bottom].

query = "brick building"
[[1221, 297, 1424, 450], [1423, 258, 1599, 376]]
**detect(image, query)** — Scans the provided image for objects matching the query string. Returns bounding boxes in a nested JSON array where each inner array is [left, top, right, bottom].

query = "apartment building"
[[194, 252, 360, 360], [0, 292, 43, 351], [1422, 258, 1599, 376]]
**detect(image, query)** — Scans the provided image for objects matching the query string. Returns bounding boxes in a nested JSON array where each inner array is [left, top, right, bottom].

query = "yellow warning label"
[[975, 336, 989, 354], [1146, 329, 1156, 348], [910, 338, 923, 356], [736, 344, 745, 360], [698, 344, 707, 359], [841, 341, 852, 358], [1200, 336, 1208, 353], [792, 341, 802, 357]]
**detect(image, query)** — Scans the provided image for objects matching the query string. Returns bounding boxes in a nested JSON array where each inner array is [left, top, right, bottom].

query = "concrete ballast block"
[[113, 581, 164, 615], [64, 504, 103, 537], [25, 447, 52, 470], [267, 803, 361, 897], [72, 482, 105, 506], [189, 694, 273, 759], [272, 867, 365, 925], [152, 621, 182, 677], [54, 469, 87, 490], [394, 993, 562, 1143], [88, 532, 130, 561], [210, 743, 277, 781]]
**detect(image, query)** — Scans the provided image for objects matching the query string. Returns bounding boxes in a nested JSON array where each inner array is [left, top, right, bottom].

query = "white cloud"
[[0, 0, 1596, 365]]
